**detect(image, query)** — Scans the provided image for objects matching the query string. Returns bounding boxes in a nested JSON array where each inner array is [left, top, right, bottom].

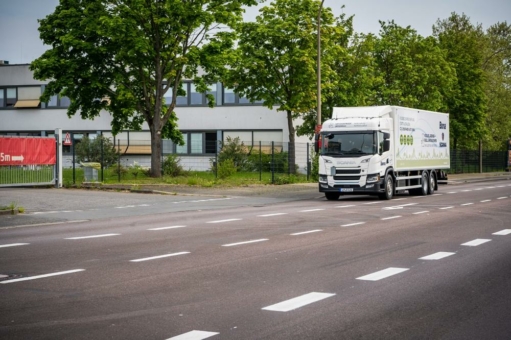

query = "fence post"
[[72, 132, 76, 185], [271, 141, 275, 184], [117, 139, 121, 182], [215, 141, 218, 179], [307, 142, 310, 181], [259, 141, 262, 181], [100, 136, 104, 182]]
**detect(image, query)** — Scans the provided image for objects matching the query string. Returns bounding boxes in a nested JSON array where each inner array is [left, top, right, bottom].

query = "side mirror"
[[383, 140, 390, 152], [383, 132, 390, 140], [314, 134, 320, 153]]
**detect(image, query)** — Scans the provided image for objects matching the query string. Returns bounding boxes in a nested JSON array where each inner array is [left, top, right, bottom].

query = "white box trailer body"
[[317, 105, 449, 200]]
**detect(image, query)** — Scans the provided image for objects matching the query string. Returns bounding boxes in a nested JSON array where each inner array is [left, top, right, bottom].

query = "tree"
[[481, 22, 511, 150], [222, 0, 346, 173], [296, 14, 378, 138], [433, 13, 487, 149], [75, 135, 118, 167], [30, 0, 256, 177], [372, 21, 456, 112]]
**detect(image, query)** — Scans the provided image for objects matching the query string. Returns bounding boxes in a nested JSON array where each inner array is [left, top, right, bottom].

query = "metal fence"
[[0, 165, 55, 187], [68, 138, 510, 184]]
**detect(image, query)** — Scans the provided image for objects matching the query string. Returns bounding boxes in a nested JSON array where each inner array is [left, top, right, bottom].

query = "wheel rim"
[[429, 173, 435, 192], [387, 177, 393, 197]]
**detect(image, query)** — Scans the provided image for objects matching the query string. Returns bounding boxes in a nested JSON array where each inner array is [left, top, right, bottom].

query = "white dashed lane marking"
[[337, 205, 355, 208], [167, 330, 219, 340], [480, 200, 491, 203], [222, 239, 268, 247], [65, 234, 120, 240], [381, 216, 401, 220], [258, 213, 288, 217], [300, 209, 325, 212], [497, 197, 507, 200], [262, 292, 335, 312], [148, 226, 186, 231], [341, 222, 365, 227], [462, 239, 491, 246], [357, 267, 409, 281], [420, 252, 455, 260], [493, 229, 511, 235], [130, 252, 190, 262], [0, 269, 85, 284], [440, 206, 454, 210], [206, 219, 241, 224], [413, 211, 429, 215], [291, 230, 322, 236], [461, 203, 473, 206], [0, 243, 29, 248]]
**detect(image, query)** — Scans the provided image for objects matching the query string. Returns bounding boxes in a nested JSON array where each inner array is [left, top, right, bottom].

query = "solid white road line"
[[341, 222, 365, 227], [291, 230, 322, 236], [262, 292, 335, 312], [381, 216, 401, 220], [148, 226, 186, 231], [413, 211, 429, 214], [206, 219, 241, 224], [167, 330, 219, 340], [462, 239, 492, 246], [337, 205, 355, 208], [300, 209, 325, 212], [440, 206, 454, 210], [0, 269, 85, 284], [222, 239, 268, 247], [0, 220, 88, 230], [0, 243, 29, 248], [130, 252, 190, 262], [461, 203, 474, 206], [392, 198, 406, 201], [420, 252, 456, 260], [65, 233, 120, 240], [258, 213, 288, 217], [493, 229, 511, 235], [357, 267, 409, 281]]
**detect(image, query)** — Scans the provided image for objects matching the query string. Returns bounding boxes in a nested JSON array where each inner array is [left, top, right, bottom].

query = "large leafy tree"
[[31, 0, 255, 177], [481, 22, 511, 150], [297, 14, 378, 138], [372, 21, 456, 112], [433, 13, 487, 149], [222, 0, 346, 173]]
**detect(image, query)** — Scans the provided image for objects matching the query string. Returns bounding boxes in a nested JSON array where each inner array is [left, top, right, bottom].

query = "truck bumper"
[[318, 179, 384, 195]]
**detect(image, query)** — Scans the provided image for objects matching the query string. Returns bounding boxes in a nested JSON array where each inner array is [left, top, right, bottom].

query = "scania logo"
[[337, 161, 356, 165]]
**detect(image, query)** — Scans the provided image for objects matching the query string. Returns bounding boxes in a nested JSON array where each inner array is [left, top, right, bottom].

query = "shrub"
[[112, 165, 129, 178], [163, 154, 184, 177], [217, 158, 237, 179], [216, 137, 250, 170], [75, 135, 118, 167]]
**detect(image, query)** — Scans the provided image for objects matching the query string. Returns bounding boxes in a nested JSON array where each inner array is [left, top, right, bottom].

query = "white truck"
[[316, 106, 450, 200]]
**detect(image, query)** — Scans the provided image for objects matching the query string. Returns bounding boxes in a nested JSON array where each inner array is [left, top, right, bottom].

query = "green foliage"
[[217, 159, 237, 179], [215, 137, 250, 170], [112, 165, 129, 179], [163, 154, 184, 177], [75, 135, 118, 167], [30, 0, 256, 177], [246, 151, 289, 173], [433, 13, 487, 149], [311, 152, 319, 181], [371, 21, 456, 112]]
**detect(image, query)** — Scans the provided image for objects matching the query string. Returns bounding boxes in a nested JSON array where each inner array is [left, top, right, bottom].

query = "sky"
[[0, 0, 510, 65]]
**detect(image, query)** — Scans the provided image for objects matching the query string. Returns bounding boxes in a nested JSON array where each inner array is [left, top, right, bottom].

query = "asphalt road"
[[1, 180, 510, 339]]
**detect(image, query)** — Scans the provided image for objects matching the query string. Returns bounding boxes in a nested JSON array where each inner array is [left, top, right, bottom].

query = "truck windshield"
[[320, 132, 377, 156]]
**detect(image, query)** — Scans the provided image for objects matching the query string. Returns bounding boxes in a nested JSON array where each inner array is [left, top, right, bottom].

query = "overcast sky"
[[1, 0, 509, 64]]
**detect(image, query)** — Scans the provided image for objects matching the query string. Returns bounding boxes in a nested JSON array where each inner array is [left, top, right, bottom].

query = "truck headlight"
[[319, 175, 327, 183], [366, 174, 380, 183], [360, 158, 370, 163]]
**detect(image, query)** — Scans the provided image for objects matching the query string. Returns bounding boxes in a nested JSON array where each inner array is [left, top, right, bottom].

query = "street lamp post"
[[317, 0, 325, 130]]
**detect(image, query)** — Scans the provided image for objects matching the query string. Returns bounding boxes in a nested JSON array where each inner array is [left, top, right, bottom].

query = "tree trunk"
[[150, 128, 163, 177], [286, 110, 296, 174]]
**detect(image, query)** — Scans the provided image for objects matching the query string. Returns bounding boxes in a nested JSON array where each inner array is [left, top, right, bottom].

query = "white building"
[[0, 63, 312, 171]]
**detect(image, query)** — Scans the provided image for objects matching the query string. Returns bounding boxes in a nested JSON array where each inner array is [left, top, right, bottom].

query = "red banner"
[[0, 137, 56, 166]]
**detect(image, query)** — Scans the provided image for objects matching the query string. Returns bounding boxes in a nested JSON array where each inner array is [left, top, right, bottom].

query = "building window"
[[190, 84, 204, 105], [207, 84, 217, 105], [176, 133, 188, 154], [222, 86, 263, 105], [47, 94, 71, 108], [0, 87, 17, 108]]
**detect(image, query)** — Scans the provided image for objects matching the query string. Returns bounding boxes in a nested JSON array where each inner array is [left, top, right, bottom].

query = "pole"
[[317, 0, 325, 128], [72, 132, 75, 184], [259, 141, 262, 181]]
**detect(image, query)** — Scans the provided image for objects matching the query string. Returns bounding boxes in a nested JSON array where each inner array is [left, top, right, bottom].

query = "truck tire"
[[428, 171, 436, 195], [325, 192, 341, 200], [420, 171, 429, 195], [379, 174, 394, 200]]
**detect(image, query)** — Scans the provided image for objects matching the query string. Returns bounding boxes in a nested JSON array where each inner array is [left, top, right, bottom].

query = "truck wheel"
[[379, 174, 394, 200], [325, 192, 341, 200], [428, 172, 436, 195], [420, 171, 429, 196]]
